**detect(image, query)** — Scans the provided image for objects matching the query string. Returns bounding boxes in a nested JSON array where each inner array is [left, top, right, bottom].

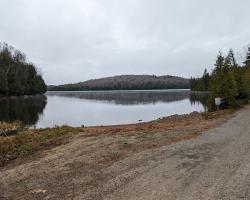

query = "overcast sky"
[[0, 0, 250, 84]]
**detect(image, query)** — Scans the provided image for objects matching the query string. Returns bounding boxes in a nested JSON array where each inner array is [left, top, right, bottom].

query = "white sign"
[[215, 97, 221, 106]]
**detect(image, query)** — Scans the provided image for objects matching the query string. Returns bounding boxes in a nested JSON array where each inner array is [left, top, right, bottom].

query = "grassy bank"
[[0, 109, 235, 167], [0, 125, 79, 167]]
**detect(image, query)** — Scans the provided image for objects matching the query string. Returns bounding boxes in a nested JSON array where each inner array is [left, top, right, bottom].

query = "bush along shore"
[[0, 109, 235, 168], [190, 47, 250, 110], [0, 42, 47, 96]]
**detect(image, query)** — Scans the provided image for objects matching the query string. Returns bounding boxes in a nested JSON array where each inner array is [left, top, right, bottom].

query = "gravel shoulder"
[[107, 105, 250, 200], [1, 107, 248, 200]]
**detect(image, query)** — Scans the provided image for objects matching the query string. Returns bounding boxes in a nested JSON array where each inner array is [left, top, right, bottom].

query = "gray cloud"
[[0, 0, 250, 84]]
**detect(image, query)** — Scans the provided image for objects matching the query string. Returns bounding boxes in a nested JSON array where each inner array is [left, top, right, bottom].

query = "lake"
[[0, 90, 208, 128]]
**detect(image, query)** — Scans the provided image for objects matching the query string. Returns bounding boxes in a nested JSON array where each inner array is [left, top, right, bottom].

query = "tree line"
[[190, 47, 250, 110], [0, 43, 47, 96]]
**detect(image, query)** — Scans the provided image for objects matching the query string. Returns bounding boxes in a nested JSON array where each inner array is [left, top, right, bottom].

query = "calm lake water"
[[0, 90, 208, 128]]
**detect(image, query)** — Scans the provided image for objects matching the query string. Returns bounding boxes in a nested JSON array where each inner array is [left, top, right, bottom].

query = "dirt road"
[[1, 106, 250, 200]]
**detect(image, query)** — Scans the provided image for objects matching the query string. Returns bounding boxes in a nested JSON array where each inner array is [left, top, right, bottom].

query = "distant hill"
[[48, 75, 190, 91]]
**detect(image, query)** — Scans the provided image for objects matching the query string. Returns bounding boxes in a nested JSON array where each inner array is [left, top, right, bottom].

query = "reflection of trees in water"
[[47, 90, 192, 105], [189, 92, 209, 110], [47, 90, 208, 107], [0, 95, 47, 126]]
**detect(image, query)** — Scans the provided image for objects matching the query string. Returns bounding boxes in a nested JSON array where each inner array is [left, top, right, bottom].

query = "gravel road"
[[1, 106, 250, 200], [107, 105, 250, 200]]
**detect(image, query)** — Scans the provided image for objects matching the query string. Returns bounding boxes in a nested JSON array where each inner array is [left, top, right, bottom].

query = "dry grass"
[[0, 121, 23, 130], [0, 126, 78, 167]]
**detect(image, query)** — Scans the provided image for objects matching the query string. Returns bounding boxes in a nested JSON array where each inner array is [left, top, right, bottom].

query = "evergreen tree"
[[208, 52, 238, 110], [191, 47, 250, 111], [190, 69, 210, 91], [225, 49, 246, 98], [243, 47, 250, 97], [202, 69, 210, 91]]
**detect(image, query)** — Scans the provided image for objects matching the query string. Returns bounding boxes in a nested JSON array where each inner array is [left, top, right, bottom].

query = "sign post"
[[215, 97, 221, 111]]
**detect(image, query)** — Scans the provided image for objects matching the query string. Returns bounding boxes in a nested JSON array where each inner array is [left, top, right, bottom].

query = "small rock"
[[30, 189, 47, 194]]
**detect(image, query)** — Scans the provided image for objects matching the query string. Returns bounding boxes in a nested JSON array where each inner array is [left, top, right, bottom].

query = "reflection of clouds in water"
[[36, 97, 205, 128], [0, 91, 208, 128], [0, 95, 47, 126], [46, 90, 194, 105]]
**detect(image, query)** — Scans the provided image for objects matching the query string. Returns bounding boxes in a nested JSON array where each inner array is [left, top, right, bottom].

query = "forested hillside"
[[190, 47, 250, 110], [0, 43, 47, 96], [48, 75, 190, 91]]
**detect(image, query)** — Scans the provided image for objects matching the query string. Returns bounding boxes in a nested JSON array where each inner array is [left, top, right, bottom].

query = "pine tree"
[[243, 47, 250, 97], [225, 49, 246, 98], [209, 52, 225, 95], [244, 47, 250, 65], [202, 69, 210, 91], [208, 52, 238, 110]]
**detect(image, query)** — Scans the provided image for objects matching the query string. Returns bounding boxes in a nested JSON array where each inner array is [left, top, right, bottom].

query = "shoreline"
[[0, 108, 235, 168], [47, 88, 190, 92], [0, 107, 241, 199]]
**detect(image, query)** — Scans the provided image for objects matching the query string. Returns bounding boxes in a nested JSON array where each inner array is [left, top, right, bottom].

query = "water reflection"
[[0, 90, 208, 128], [0, 95, 47, 126], [46, 90, 191, 105], [189, 91, 209, 110]]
